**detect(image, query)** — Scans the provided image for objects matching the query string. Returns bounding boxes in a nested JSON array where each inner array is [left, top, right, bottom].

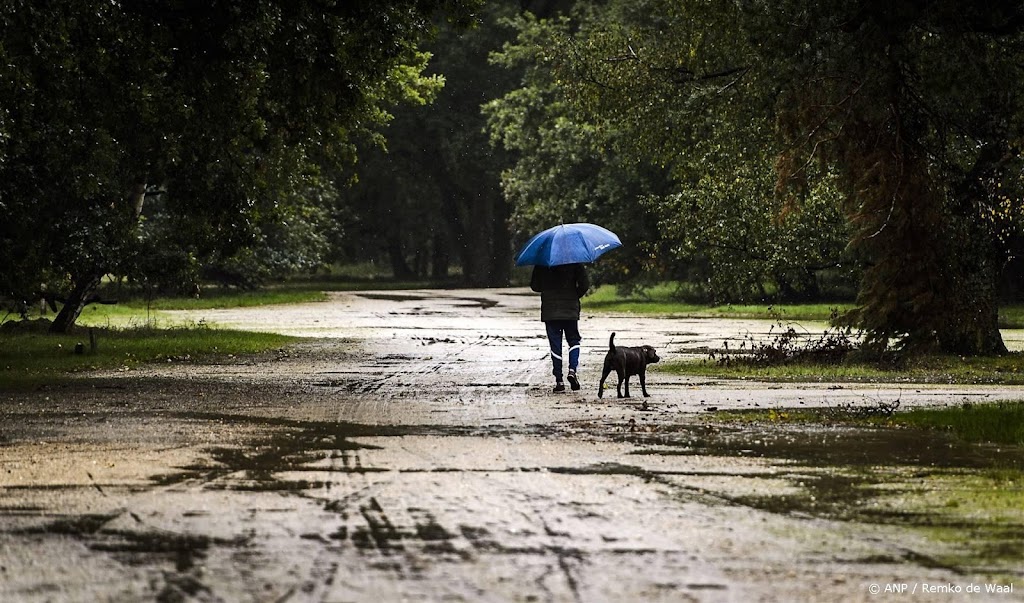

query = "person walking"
[[530, 262, 590, 392]]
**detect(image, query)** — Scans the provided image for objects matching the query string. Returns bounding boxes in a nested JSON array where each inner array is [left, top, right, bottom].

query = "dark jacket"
[[530, 263, 590, 321]]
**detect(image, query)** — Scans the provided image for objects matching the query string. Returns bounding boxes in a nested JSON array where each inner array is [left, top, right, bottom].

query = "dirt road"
[[1, 288, 1021, 602]]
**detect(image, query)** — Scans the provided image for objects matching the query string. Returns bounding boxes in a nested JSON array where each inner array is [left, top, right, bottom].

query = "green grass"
[[78, 273, 462, 322], [891, 402, 1024, 446], [585, 282, 1024, 326], [0, 325, 297, 388], [56, 288, 331, 329], [710, 402, 1024, 446], [998, 305, 1024, 329], [667, 352, 1024, 384], [125, 289, 329, 311], [585, 283, 851, 320]]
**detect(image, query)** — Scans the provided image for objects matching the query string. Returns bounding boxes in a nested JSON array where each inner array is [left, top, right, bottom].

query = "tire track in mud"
[[5, 404, 1019, 602], [307, 462, 733, 602], [295, 425, 700, 601], [316, 332, 542, 409]]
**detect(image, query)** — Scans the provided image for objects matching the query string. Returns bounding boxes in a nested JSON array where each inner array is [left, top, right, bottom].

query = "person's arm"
[[530, 266, 544, 292], [575, 264, 590, 298]]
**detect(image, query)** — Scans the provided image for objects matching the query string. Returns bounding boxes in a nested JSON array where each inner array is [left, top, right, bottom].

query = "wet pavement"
[[1, 288, 1022, 602]]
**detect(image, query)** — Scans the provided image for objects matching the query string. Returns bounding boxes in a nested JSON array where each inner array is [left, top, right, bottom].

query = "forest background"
[[2, 0, 1023, 357]]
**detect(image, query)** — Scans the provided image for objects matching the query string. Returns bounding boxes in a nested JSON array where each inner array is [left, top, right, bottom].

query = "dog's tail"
[[609, 332, 616, 352]]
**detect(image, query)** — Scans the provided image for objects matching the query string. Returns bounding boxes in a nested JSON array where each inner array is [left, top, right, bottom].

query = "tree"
[[761, 1, 1024, 354], [484, 11, 675, 287], [486, 2, 850, 297], [0, 0, 481, 331], [516, 0, 1024, 354]]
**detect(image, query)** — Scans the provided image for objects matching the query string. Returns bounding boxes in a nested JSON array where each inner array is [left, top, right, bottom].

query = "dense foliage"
[[0, 0, 480, 330], [485, 5, 854, 299], [4, 0, 1023, 358], [340, 1, 525, 286], [486, 0, 1024, 354]]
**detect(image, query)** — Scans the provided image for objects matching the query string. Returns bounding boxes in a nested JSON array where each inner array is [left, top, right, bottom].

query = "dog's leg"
[[598, 362, 612, 398], [617, 369, 628, 398], [639, 368, 650, 397]]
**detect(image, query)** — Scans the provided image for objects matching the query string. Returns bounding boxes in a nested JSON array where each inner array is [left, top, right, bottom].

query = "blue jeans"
[[545, 320, 581, 381]]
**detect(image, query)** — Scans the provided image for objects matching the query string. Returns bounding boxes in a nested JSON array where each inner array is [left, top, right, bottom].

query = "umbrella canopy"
[[514, 223, 622, 267]]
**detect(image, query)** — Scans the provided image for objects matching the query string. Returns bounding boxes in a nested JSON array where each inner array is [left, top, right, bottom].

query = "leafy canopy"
[[0, 0, 481, 322]]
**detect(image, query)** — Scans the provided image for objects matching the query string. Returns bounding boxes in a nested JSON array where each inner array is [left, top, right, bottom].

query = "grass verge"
[[133, 289, 328, 311], [701, 401, 1024, 575], [666, 352, 1024, 385], [892, 402, 1024, 446], [0, 323, 297, 389], [585, 284, 849, 320], [586, 282, 1024, 327], [64, 277, 458, 326], [709, 401, 1024, 446]]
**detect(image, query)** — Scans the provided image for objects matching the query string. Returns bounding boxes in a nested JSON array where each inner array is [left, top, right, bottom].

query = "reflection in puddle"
[[617, 422, 1024, 573], [624, 423, 1019, 469], [356, 293, 499, 310], [356, 293, 424, 303], [152, 414, 412, 491]]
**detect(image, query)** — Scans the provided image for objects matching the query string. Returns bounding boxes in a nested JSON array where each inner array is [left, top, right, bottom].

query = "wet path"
[[1, 288, 1022, 602]]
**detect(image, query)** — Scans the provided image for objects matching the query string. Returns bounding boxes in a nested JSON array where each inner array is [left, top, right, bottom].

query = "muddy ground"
[[1, 288, 1022, 602]]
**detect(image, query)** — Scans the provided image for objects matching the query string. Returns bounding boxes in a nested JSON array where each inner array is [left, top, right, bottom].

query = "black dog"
[[598, 332, 660, 398]]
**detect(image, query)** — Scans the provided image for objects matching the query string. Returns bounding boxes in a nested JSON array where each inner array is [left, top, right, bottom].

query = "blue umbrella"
[[514, 223, 622, 267]]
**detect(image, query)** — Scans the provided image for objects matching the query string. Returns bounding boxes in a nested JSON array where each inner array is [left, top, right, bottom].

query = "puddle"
[[150, 414, 431, 490], [354, 293, 498, 310], [623, 423, 1022, 469], [454, 297, 500, 309], [612, 422, 1024, 574], [356, 293, 424, 302]]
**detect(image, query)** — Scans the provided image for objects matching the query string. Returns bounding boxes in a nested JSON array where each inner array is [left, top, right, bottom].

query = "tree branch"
[[648, 64, 750, 87]]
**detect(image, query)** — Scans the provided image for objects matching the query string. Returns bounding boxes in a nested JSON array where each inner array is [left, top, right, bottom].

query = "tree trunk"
[[432, 156, 510, 288], [387, 238, 414, 280], [936, 145, 1010, 355], [431, 232, 450, 280], [936, 239, 1008, 355], [49, 273, 102, 334], [489, 191, 512, 286], [454, 182, 512, 288], [463, 189, 491, 287], [48, 182, 146, 334], [936, 292, 1006, 355], [838, 83, 1008, 355]]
